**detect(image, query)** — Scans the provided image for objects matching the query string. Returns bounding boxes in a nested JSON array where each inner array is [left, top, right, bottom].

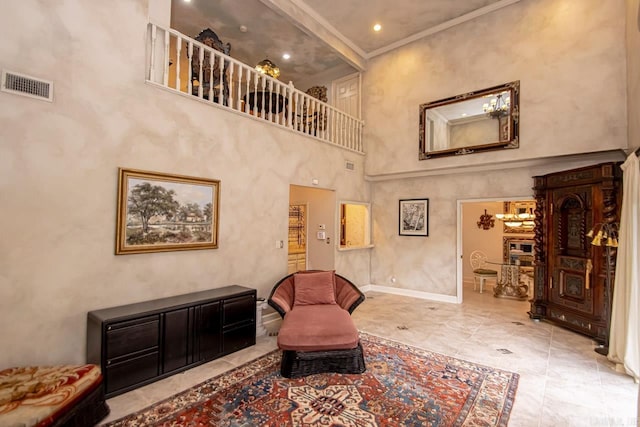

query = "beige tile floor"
[[103, 284, 638, 426]]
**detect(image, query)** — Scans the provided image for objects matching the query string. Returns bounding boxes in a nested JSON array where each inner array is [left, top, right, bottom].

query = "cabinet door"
[[287, 254, 297, 274], [163, 308, 190, 373], [223, 295, 255, 328], [105, 316, 160, 395], [106, 316, 159, 359], [548, 187, 597, 319], [106, 352, 159, 395], [197, 301, 221, 361], [222, 295, 256, 354]]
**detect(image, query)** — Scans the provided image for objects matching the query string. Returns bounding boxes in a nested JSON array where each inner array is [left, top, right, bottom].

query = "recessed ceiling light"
[[183, 0, 191, 2], [373, 23, 382, 32], [282, 53, 291, 60]]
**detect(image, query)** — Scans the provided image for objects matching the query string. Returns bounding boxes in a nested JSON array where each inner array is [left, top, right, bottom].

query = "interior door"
[[289, 185, 335, 272], [548, 187, 596, 316], [333, 74, 360, 119]]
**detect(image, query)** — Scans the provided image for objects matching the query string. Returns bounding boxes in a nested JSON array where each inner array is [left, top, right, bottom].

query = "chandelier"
[[495, 206, 535, 228], [255, 58, 280, 79], [476, 209, 495, 230], [483, 93, 510, 118]]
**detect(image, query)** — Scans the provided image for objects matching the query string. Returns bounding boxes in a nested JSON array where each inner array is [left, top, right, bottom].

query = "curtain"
[[608, 153, 640, 381]]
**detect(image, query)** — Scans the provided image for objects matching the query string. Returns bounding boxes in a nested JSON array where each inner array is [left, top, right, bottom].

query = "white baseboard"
[[262, 311, 281, 330], [359, 284, 459, 304], [261, 285, 459, 334]]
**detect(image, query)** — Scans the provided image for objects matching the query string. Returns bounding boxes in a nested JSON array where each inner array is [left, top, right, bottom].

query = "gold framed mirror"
[[419, 81, 519, 159]]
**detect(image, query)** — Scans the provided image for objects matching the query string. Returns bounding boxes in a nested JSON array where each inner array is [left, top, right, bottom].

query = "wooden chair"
[[470, 250, 498, 293], [190, 28, 231, 105]]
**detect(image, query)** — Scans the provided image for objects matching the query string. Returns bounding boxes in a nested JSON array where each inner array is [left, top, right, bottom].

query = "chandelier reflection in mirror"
[[255, 58, 280, 79], [483, 92, 511, 118], [496, 201, 535, 229]]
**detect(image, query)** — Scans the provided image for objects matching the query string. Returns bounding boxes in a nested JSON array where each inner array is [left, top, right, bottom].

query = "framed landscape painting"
[[399, 198, 429, 236], [116, 168, 220, 254]]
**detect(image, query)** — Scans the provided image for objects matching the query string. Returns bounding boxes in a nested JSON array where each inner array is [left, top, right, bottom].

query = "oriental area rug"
[[105, 333, 518, 426]]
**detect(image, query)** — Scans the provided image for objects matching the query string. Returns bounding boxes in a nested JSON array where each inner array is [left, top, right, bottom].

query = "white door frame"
[[332, 72, 362, 119], [456, 196, 534, 303]]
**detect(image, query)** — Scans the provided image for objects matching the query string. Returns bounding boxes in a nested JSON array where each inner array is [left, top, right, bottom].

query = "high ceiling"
[[171, 0, 519, 87]]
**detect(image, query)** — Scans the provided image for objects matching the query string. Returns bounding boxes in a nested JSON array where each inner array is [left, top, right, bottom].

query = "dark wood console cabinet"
[[529, 163, 622, 343], [87, 285, 256, 398]]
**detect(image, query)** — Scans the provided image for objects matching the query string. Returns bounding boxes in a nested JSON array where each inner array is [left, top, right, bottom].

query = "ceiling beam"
[[258, 0, 367, 71]]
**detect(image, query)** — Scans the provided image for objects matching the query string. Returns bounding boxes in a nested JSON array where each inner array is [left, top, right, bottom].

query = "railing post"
[[176, 36, 182, 92], [235, 66, 242, 111], [163, 30, 170, 87], [287, 81, 294, 129], [149, 24, 157, 82], [216, 51, 223, 105]]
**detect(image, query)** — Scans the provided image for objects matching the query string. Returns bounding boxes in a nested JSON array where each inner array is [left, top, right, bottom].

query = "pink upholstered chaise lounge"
[[268, 270, 366, 378]]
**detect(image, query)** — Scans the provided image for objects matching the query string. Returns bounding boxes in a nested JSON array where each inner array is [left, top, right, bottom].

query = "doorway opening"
[[457, 198, 535, 306], [288, 185, 336, 273]]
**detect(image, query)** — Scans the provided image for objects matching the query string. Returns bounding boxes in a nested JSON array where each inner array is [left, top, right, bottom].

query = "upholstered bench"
[[0, 364, 109, 427], [268, 270, 366, 378]]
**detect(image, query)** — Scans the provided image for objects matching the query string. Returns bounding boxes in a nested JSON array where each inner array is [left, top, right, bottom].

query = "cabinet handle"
[[585, 259, 592, 290], [107, 326, 112, 331], [559, 271, 564, 296], [549, 276, 553, 289]]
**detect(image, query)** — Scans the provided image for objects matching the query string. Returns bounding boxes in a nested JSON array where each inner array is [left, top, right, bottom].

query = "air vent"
[[1, 70, 53, 102], [345, 160, 355, 171]]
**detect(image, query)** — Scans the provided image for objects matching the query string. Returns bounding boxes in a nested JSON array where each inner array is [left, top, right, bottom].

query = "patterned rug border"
[[359, 331, 520, 426], [106, 331, 519, 426]]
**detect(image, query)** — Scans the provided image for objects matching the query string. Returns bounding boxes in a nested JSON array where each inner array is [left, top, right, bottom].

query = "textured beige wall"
[[366, 0, 628, 294], [628, 0, 640, 149], [369, 158, 623, 295], [364, 0, 627, 176], [0, 1, 369, 367], [462, 202, 504, 282]]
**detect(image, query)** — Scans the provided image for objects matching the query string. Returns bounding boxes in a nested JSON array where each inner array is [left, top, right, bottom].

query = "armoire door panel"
[[549, 255, 594, 313]]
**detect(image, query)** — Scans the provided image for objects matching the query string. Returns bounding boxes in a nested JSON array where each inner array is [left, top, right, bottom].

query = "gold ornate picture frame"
[[116, 168, 220, 255]]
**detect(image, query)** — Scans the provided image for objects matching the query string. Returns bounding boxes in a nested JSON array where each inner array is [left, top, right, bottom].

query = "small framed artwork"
[[116, 168, 220, 255], [399, 198, 429, 236]]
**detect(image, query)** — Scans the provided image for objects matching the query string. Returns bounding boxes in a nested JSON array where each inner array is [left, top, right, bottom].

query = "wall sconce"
[[477, 209, 495, 230]]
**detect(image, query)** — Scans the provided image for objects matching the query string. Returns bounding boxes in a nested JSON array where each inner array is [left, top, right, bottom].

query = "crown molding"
[[258, 0, 367, 71], [365, 150, 628, 182]]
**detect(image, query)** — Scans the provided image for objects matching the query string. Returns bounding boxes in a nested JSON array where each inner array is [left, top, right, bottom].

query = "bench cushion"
[[277, 304, 359, 352], [0, 364, 105, 427]]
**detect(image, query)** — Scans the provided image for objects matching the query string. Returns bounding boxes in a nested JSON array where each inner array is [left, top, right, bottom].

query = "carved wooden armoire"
[[529, 162, 622, 344]]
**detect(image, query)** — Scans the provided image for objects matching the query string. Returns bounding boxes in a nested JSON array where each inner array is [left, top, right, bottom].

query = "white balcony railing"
[[146, 24, 364, 154]]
